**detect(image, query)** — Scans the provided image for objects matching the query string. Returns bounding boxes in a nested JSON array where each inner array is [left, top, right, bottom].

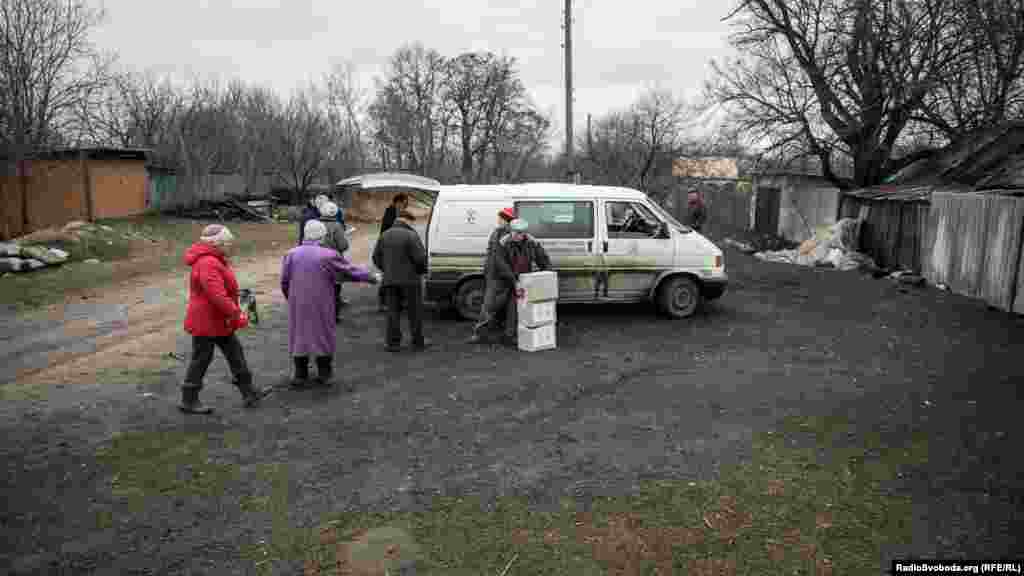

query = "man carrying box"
[[468, 207, 516, 344], [492, 218, 552, 347]]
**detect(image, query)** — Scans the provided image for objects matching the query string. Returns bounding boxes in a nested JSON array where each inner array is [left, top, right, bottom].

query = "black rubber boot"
[[234, 372, 270, 407], [291, 356, 310, 389], [178, 387, 213, 414], [314, 356, 333, 387]]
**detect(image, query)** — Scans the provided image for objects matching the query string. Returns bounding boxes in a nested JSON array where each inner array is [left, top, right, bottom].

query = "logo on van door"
[[465, 208, 478, 224]]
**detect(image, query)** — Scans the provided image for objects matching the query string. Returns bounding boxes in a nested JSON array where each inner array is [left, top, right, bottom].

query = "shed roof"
[[35, 147, 151, 161], [843, 183, 973, 202], [891, 121, 1024, 188]]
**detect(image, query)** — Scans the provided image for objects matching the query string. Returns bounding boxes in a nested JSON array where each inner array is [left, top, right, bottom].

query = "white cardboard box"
[[518, 322, 556, 352], [517, 299, 556, 328], [518, 270, 558, 302]]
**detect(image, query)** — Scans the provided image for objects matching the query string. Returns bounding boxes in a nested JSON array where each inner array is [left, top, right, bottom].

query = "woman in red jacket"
[[181, 224, 270, 414]]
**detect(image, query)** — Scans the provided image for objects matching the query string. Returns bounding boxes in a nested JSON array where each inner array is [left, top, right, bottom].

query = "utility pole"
[[564, 0, 576, 183]]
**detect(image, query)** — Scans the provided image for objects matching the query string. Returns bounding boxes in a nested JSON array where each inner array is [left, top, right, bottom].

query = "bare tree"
[[580, 88, 693, 197], [708, 0, 964, 189], [0, 0, 112, 155], [325, 60, 370, 176], [276, 87, 332, 196]]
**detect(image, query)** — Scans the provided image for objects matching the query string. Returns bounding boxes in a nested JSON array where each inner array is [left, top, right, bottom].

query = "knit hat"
[[199, 224, 235, 246], [509, 219, 528, 232], [304, 220, 327, 242], [499, 207, 515, 221], [320, 201, 339, 218]]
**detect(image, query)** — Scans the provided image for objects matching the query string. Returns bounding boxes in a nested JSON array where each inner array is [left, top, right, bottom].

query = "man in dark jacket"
[[687, 188, 706, 232], [372, 210, 427, 352], [378, 194, 409, 310], [297, 195, 323, 244], [493, 218, 552, 347], [468, 207, 516, 343]]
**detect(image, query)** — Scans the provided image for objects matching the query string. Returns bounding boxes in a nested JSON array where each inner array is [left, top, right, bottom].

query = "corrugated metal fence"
[[146, 171, 275, 211], [923, 190, 1024, 313]]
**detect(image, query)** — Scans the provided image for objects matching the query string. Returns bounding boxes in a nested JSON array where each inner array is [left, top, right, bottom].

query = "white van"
[[424, 183, 727, 319]]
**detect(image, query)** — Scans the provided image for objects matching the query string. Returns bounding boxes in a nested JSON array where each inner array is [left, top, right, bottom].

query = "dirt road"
[[1, 236, 1022, 574]]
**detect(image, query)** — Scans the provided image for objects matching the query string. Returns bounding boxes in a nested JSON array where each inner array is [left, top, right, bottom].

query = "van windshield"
[[646, 200, 691, 233]]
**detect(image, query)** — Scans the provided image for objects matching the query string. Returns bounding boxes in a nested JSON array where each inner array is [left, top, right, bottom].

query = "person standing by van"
[[687, 188, 706, 232], [378, 194, 409, 311], [493, 218, 551, 347], [468, 207, 516, 343], [318, 201, 350, 320], [373, 210, 428, 352]]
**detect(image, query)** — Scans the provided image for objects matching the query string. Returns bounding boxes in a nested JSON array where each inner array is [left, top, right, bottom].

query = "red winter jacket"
[[183, 243, 242, 337]]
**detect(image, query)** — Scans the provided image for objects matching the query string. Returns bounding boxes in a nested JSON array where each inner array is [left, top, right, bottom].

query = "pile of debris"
[[170, 196, 273, 222], [750, 218, 879, 272], [1, 238, 71, 274]]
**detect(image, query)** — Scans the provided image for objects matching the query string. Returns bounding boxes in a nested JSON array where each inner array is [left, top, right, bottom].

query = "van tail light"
[[715, 255, 723, 268]]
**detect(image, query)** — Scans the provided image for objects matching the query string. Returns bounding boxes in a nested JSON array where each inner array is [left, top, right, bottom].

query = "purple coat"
[[281, 241, 374, 357]]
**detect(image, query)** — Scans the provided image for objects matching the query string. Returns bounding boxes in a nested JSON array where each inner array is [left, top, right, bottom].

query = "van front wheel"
[[657, 276, 701, 319], [455, 278, 485, 322]]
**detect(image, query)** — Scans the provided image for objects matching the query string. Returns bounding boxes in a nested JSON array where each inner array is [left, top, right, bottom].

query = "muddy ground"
[[1, 240, 1022, 574]]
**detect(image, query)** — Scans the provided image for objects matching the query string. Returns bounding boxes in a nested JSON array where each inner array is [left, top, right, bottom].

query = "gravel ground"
[[1, 241, 1022, 574]]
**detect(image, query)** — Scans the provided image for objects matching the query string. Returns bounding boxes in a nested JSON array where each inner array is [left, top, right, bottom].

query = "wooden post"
[[81, 150, 95, 221]]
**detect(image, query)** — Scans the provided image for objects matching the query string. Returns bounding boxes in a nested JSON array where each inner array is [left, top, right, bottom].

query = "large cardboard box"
[[517, 299, 556, 328], [518, 322, 556, 352], [518, 270, 558, 302]]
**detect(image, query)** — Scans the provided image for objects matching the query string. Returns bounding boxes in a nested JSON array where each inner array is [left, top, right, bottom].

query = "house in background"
[[1, 147, 150, 241]]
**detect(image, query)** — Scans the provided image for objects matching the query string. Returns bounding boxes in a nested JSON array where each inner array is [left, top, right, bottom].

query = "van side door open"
[[600, 200, 676, 301], [513, 200, 600, 302]]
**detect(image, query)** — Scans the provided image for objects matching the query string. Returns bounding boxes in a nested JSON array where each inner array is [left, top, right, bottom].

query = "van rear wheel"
[[657, 276, 701, 319], [455, 278, 485, 322]]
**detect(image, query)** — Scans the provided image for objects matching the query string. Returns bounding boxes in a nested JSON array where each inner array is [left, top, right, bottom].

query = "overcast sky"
[[91, 0, 736, 146]]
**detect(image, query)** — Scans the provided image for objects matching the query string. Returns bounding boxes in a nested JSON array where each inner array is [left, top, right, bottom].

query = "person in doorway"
[[181, 224, 271, 414], [687, 188, 706, 232], [378, 194, 410, 311], [372, 210, 427, 352], [493, 218, 552, 347], [318, 201, 351, 316], [468, 207, 516, 343], [281, 220, 380, 388]]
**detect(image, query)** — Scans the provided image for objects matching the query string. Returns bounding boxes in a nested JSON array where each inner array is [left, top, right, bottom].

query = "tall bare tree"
[[708, 0, 964, 189], [276, 87, 332, 196], [0, 0, 112, 155], [325, 60, 369, 177]]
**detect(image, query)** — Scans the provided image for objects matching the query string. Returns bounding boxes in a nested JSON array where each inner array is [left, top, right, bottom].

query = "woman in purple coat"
[[281, 220, 380, 388]]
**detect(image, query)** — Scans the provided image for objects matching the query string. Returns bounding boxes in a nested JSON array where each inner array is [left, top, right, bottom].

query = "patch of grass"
[[250, 415, 919, 575], [95, 430, 236, 513]]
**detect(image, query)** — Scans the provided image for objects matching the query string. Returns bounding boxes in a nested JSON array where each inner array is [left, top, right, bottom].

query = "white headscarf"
[[314, 194, 329, 209], [319, 201, 339, 218], [303, 219, 327, 242], [199, 224, 235, 246]]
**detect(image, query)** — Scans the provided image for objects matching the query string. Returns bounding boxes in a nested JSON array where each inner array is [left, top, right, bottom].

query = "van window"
[[513, 201, 594, 238], [607, 201, 661, 238]]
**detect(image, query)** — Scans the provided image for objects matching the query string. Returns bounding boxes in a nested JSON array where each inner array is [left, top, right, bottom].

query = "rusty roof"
[[843, 183, 973, 202]]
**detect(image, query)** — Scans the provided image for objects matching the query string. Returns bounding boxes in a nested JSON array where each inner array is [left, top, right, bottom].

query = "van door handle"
[[587, 241, 592, 251], [603, 241, 609, 252]]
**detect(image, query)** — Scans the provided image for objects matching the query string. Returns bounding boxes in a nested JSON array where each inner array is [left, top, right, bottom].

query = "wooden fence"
[[146, 171, 276, 211], [665, 178, 752, 237], [839, 189, 931, 273], [922, 190, 1024, 313]]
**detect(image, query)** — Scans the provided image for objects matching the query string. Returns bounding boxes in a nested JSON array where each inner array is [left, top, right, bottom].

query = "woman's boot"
[[234, 372, 271, 407], [178, 386, 213, 414], [291, 356, 311, 389], [314, 356, 334, 387]]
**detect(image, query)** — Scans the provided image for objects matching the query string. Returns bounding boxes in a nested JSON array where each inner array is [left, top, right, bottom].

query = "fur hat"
[[304, 220, 327, 242], [509, 219, 528, 232], [320, 201, 339, 218], [199, 224, 234, 246]]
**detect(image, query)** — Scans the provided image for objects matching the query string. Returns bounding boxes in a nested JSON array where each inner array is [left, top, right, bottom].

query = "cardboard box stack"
[[516, 270, 558, 352]]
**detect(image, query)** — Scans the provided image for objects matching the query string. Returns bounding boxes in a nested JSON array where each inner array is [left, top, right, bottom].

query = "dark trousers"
[[384, 283, 423, 346], [474, 281, 511, 338], [184, 334, 250, 390]]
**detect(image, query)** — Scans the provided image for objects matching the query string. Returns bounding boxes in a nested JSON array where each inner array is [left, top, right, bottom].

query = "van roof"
[[437, 182, 648, 201]]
